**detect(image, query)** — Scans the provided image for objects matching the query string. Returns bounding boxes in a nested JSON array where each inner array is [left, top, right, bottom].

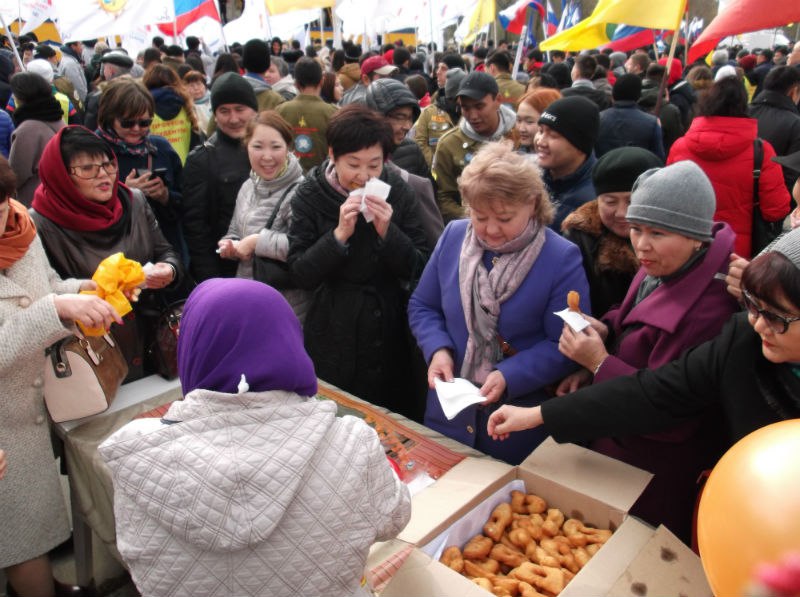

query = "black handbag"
[[751, 138, 783, 255], [252, 182, 298, 289], [145, 300, 185, 380]]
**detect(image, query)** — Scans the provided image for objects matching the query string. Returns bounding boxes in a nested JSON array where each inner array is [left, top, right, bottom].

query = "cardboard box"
[[382, 438, 712, 596]]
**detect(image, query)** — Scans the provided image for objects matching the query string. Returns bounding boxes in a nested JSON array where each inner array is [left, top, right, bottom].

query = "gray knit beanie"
[[762, 227, 800, 268], [627, 161, 716, 241]]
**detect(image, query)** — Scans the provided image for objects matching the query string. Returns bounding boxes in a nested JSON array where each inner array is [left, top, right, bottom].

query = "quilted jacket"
[[99, 389, 411, 597]]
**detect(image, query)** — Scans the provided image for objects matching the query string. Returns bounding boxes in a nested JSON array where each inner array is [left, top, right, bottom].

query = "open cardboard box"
[[382, 438, 711, 596]]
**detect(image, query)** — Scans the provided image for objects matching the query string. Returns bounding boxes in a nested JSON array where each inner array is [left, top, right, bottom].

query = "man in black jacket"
[[749, 66, 800, 191], [182, 73, 256, 282]]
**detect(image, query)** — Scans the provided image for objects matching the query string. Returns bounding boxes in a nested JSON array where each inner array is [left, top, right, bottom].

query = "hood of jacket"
[[460, 103, 516, 143], [244, 72, 272, 93], [681, 116, 757, 161], [99, 390, 338, 552], [151, 87, 184, 121]]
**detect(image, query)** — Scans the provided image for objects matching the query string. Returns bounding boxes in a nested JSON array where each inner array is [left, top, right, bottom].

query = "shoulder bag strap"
[[753, 137, 763, 208], [264, 182, 299, 230]]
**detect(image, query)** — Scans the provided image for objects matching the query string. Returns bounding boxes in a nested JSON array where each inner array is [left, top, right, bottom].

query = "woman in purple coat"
[[555, 160, 738, 542], [408, 142, 590, 464]]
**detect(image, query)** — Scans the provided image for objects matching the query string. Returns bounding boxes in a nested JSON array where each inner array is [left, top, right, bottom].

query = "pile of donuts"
[[439, 490, 613, 597]]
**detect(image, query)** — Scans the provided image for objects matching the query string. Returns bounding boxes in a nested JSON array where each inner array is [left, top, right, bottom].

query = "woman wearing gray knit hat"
[[551, 159, 739, 543], [490, 226, 800, 546]]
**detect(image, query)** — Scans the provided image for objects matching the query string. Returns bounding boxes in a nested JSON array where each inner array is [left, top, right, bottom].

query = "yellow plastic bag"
[[78, 252, 145, 336]]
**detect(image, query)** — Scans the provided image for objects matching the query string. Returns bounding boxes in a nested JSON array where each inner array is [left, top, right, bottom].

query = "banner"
[[55, 0, 171, 41]]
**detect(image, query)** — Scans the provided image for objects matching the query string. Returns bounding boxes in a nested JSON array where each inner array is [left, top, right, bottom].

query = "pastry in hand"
[[567, 290, 581, 313]]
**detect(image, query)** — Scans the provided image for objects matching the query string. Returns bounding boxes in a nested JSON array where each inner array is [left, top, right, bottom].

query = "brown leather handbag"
[[44, 332, 128, 423]]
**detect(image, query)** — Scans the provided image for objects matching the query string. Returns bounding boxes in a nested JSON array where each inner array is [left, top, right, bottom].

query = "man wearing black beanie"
[[536, 95, 600, 230], [595, 74, 665, 160], [241, 38, 285, 112]]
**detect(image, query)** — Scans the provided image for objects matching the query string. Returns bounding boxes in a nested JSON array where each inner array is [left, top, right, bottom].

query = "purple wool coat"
[[408, 220, 590, 464], [591, 221, 739, 541]]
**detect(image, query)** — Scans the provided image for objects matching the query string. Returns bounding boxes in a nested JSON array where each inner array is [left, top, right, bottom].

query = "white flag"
[[55, 0, 171, 42]]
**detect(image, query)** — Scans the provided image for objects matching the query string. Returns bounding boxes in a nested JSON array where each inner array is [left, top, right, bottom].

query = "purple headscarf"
[[177, 279, 318, 397]]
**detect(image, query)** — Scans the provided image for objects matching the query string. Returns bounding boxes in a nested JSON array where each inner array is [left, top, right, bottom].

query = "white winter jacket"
[[99, 389, 411, 597]]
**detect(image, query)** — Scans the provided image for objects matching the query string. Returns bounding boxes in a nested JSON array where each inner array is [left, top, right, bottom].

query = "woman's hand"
[[558, 323, 608, 371], [480, 370, 506, 405], [145, 262, 175, 289], [234, 234, 258, 261], [365, 195, 393, 239], [78, 280, 97, 292], [54, 294, 122, 330], [0, 449, 7, 480], [427, 348, 454, 388], [141, 176, 169, 205], [333, 194, 362, 244], [487, 405, 543, 441], [726, 253, 749, 301], [582, 315, 609, 341], [217, 239, 238, 260], [555, 369, 592, 396]]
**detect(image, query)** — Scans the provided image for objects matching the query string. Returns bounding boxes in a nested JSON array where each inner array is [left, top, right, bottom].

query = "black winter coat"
[[181, 131, 250, 282], [749, 90, 800, 190], [288, 162, 429, 415], [542, 313, 799, 447], [391, 138, 431, 180]]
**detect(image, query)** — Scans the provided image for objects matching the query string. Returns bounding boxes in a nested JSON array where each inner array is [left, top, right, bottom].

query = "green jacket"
[[431, 127, 484, 223], [277, 94, 338, 172], [495, 73, 526, 109], [414, 103, 454, 168]]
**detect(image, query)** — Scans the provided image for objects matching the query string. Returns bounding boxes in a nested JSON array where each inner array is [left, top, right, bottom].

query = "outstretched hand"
[[487, 405, 544, 441]]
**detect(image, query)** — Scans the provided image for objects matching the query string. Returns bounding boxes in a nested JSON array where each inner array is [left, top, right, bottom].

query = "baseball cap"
[[457, 71, 499, 100], [361, 55, 398, 78]]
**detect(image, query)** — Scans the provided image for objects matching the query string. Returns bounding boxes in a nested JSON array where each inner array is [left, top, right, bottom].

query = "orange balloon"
[[698, 420, 800, 597]]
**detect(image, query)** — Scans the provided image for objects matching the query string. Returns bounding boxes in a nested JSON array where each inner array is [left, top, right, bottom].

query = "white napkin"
[[355, 177, 392, 222], [434, 377, 486, 420], [554, 308, 591, 332]]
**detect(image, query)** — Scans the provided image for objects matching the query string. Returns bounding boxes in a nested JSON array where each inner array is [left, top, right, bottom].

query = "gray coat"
[[223, 154, 311, 323], [0, 236, 81, 567]]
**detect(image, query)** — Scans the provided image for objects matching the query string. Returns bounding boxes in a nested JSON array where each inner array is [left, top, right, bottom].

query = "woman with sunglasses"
[[30, 126, 183, 382], [96, 77, 185, 262], [489, 228, 800, 532]]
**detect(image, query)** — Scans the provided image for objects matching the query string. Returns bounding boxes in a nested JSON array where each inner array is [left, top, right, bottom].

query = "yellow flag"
[[470, 0, 496, 31], [265, 0, 334, 16], [541, 0, 686, 51]]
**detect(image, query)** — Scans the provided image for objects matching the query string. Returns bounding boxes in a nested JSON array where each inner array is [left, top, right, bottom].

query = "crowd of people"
[[1, 28, 800, 597]]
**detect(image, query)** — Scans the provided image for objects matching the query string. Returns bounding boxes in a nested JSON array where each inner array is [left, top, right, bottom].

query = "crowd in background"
[[1, 26, 800, 597]]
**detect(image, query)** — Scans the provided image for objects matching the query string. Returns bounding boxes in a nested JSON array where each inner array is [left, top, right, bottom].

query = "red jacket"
[[667, 116, 790, 257]]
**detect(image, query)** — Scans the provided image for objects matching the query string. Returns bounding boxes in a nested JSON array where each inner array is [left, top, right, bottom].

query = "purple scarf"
[[177, 279, 318, 396]]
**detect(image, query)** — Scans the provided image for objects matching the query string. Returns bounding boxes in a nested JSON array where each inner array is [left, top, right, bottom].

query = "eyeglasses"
[[69, 161, 118, 179], [742, 290, 800, 334], [118, 118, 153, 129]]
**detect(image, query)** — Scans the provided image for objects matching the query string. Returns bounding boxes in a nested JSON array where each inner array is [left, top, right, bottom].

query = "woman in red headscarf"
[[30, 125, 185, 382], [0, 155, 119, 597]]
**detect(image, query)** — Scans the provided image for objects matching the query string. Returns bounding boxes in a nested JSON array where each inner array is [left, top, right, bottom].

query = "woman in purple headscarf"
[[99, 278, 410, 597]]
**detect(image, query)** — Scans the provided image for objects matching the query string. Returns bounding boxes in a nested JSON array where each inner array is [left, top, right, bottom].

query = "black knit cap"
[[612, 73, 642, 102], [538, 96, 599, 156], [211, 72, 258, 112], [242, 38, 270, 74], [592, 147, 665, 195]]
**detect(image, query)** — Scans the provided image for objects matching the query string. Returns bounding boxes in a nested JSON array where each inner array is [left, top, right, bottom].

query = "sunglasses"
[[741, 290, 800, 335], [118, 118, 153, 129]]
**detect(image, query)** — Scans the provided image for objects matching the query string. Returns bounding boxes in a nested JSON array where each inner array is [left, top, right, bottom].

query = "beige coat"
[[0, 236, 81, 567]]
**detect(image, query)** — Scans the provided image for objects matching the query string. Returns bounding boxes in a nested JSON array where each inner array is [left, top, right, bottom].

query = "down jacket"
[[99, 389, 411, 597], [667, 116, 790, 257]]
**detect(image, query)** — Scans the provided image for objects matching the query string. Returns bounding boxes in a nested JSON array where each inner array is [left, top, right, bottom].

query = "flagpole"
[[655, 0, 688, 117], [0, 12, 24, 72], [512, 25, 527, 77]]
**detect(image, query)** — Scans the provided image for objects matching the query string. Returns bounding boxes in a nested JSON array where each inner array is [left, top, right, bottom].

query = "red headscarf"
[[0, 198, 37, 269], [31, 125, 124, 232]]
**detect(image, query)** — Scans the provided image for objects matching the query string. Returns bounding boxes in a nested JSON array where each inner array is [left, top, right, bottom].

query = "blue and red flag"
[[159, 0, 221, 35], [545, 0, 559, 36], [499, 0, 546, 35]]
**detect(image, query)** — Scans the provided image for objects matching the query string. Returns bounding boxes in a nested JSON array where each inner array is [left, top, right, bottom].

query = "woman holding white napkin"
[[408, 141, 589, 464], [288, 104, 428, 418]]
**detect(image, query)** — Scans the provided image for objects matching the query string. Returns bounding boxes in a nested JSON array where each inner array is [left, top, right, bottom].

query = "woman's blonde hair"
[[458, 141, 553, 225]]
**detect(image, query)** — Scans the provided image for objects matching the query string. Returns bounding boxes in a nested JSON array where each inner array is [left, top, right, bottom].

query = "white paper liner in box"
[[420, 479, 526, 561]]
